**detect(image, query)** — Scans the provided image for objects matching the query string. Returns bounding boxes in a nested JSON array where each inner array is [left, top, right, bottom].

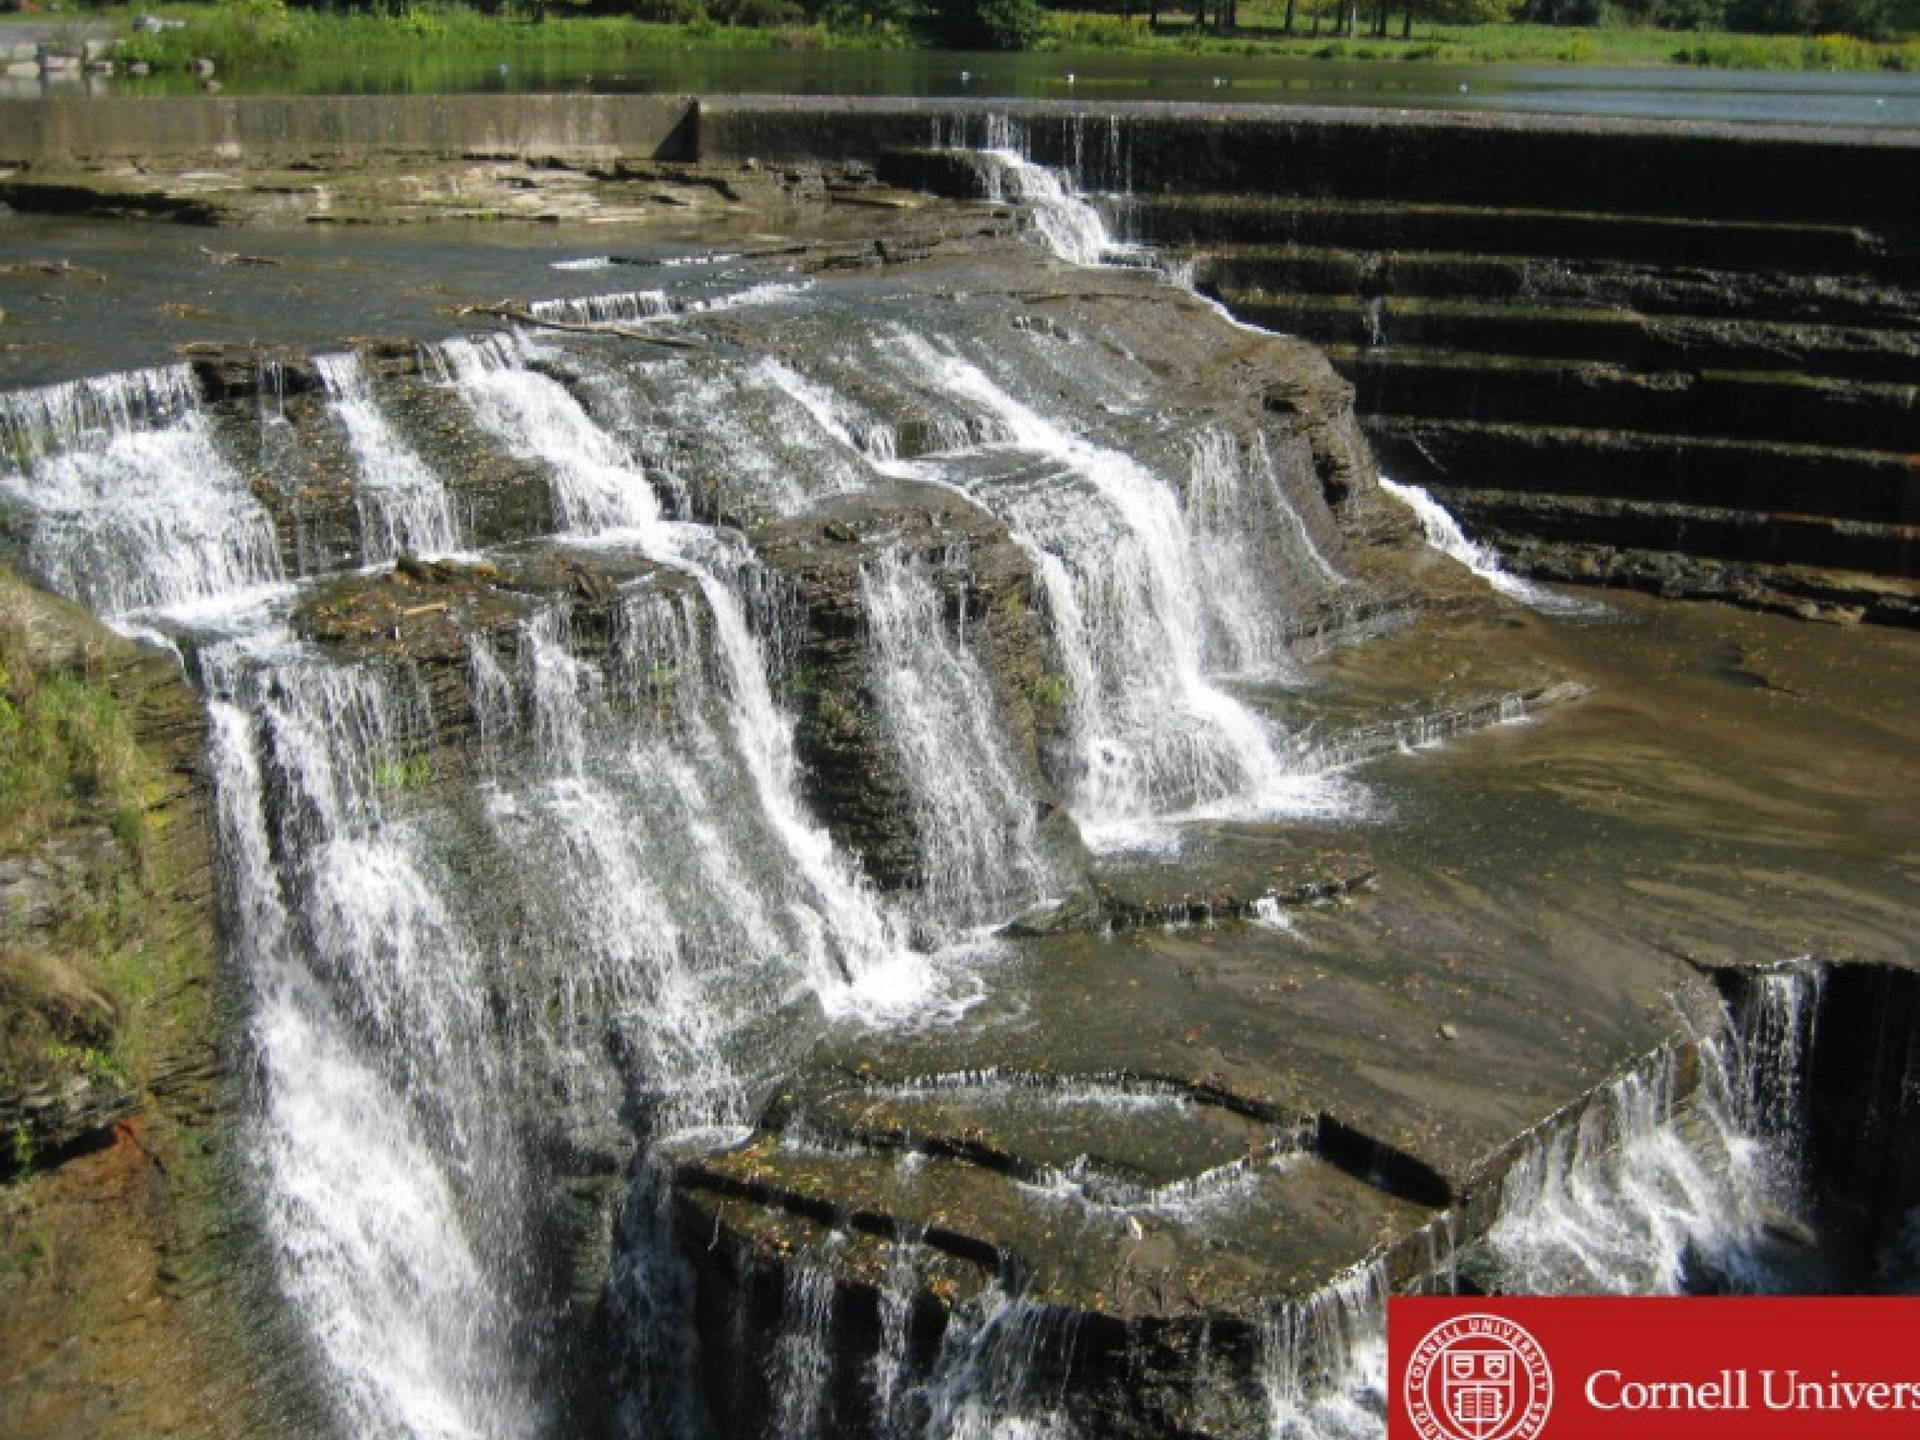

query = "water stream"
[[0, 136, 1879, 1440]]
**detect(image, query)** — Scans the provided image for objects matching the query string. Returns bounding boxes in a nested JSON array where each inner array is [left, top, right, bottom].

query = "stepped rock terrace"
[[0, 94, 1917, 1440]]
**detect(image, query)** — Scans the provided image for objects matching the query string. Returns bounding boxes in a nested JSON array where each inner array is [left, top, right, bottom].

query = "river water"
[[1, 122, 1915, 1440], [9, 40, 1919, 127]]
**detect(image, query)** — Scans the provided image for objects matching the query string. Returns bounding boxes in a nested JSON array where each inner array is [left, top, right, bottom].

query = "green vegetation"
[[3, 0, 1909, 68], [0, 586, 158, 1176], [103, 0, 914, 77], [1042, 8, 1913, 58], [373, 751, 435, 790], [1031, 672, 1071, 710], [0, 610, 144, 859]]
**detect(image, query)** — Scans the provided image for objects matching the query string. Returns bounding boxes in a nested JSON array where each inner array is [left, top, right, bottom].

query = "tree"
[[921, 0, 1046, 46]]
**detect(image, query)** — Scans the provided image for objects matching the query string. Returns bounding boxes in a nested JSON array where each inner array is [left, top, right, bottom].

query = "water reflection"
[[26, 47, 1914, 127]]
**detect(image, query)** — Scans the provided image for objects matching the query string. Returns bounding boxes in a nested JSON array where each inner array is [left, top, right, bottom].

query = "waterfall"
[[767, 1265, 840, 1439], [1259, 1260, 1390, 1440], [1184, 427, 1342, 675], [878, 330, 1341, 848], [202, 657, 537, 1440], [950, 115, 1141, 271], [430, 333, 664, 536], [527, 282, 809, 329], [531, 290, 675, 325], [0, 365, 283, 620], [0, 198, 1671, 1437], [707, 313, 1357, 848], [918, 1292, 1074, 1440], [1485, 965, 1822, 1295], [860, 544, 1050, 932], [313, 352, 463, 563], [870, 1237, 929, 1438], [430, 330, 931, 1013], [1377, 475, 1600, 618], [0, 362, 200, 465], [975, 148, 1123, 270]]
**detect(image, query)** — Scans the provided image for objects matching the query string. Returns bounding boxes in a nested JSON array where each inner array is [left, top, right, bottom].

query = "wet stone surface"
[[0, 153, 1915, 1440]]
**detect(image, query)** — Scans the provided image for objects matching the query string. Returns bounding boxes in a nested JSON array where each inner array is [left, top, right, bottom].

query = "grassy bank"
[[105, 1, 906, 77], [0, 565, 265, 1438], [1053, 12, 1919, 67], [5, 3, 1912, 75]]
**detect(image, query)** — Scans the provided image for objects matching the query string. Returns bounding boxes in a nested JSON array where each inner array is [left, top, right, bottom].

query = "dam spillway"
[[3, 93, 1915, 622], [0, 100, 1917, 1440]]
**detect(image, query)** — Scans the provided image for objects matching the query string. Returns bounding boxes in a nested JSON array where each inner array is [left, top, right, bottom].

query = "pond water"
[[13, 43, 1920, 128]]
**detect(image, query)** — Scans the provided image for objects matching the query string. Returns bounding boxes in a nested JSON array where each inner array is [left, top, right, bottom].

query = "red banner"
[[1390, 1297, 1920, 1440]]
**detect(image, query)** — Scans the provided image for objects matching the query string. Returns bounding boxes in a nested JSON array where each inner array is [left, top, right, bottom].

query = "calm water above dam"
[[22, 47, 1920, 129]]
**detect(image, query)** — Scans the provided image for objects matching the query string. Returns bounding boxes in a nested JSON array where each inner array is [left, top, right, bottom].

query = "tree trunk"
[[1284, 0, 1296, 30]]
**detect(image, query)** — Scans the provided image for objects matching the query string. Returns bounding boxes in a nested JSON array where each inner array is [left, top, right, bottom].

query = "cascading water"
[[0, 134, 1832, 1440], [768, 1265, 840, 1439], [859, 543, 1049, 933], [1260, 1261, 1391, 1440], [1185, 427, 1343, 675], [916, 1292, 1074, 1440], [1485, 966, 1823, 1296], [426, 329, 937, 1007], [0, 364, 284, 619], [871, 329, 1339, 847], [1378, 474, 1600, 618], [313, 352, 463, 563], [0, 294, 1009, 1434], [201, 657, 540, 1440]]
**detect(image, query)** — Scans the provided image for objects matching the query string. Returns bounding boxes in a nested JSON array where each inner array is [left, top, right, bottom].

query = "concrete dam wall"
[[2, 92, 1915, 619]]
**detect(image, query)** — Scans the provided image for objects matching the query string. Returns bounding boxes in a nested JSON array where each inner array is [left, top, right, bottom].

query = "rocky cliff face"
[[0, 567, 296, 1440]]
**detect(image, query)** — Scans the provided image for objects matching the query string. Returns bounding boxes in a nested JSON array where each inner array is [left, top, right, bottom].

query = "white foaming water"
[[944, 113, 1139, 271], [313, 352, 462, 562], [0, 362, 200, 463], [1021, 1147, 1295, 1218], [918, 1291, 1077, 1440], [691, 547, 932, 1016], [1288, 689, 1553, 776], [742, 327, 1358, 845], [1259, 1260, 1390, 1440], [869, 1236, 926, 1436], [0, 367, 283, 619], [431, 333, 663, 535], [760, 356, 908, 474], [529, 289, 673, 325], [204, 666, 535, 1440], [579, 350, 872, 516], [1378, 474, 1600, 617], [882, 331, 1345, 847], [433, 334, 938, 1019], [470, 590, 824, 1132], [768, 1265, 839, 1439], [528, 281, 810, 329], [975, 148, 1130, 270], [1184, 427, 1341, 676], [1487, 968, 1820, 1295], [861, 544, 1050, 932]]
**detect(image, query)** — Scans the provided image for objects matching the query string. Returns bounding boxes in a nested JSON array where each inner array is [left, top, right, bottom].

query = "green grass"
[[103, 0, 904, 77], [1045, 12, 1917, 67], [5, 2, 1913, 78], [0, 617, 143, 859]]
